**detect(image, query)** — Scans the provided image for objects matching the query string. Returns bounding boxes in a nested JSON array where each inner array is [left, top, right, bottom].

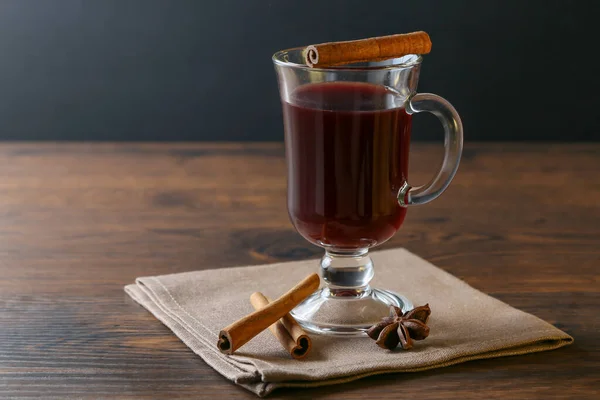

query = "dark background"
[[0, 0, 598, 141]]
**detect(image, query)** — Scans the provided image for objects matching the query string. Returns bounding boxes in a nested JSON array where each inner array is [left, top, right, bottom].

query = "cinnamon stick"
[[250, 292, 312, 359], [217, 273, 319, 355], [303, 31, 432, 68]]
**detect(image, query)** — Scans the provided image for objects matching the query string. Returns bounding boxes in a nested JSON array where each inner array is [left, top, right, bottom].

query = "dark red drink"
[[283, 82, 412, 249]]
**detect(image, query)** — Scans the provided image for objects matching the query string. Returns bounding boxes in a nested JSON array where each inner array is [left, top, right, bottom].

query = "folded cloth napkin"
[[125, 248, 573, 397]]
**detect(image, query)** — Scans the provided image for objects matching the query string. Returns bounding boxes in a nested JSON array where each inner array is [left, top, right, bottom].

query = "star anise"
[[367, 304, 431, 350]]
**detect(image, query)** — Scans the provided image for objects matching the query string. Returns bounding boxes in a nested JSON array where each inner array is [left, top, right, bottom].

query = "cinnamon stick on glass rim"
[[250, 292, 312, 359], [303, 31, 432, 68], [217, 273, 319, 355]]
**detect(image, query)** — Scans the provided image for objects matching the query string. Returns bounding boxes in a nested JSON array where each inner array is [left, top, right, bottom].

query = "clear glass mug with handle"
[[273, 48, 463, 335]]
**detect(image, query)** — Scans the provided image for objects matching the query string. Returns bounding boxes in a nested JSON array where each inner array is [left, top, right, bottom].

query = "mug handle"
[[398, 93, 464, 207]]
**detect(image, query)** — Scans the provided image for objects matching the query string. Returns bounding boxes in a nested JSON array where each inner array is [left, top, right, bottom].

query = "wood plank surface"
[[0, 142, 598, 399]]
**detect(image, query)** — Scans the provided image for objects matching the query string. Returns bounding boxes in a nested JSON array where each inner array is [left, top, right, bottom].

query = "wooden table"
[[1, 143, 598, 399]]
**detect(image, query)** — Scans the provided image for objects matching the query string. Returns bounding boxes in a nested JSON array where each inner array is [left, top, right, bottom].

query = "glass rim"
[[272, 46, 423, 72]]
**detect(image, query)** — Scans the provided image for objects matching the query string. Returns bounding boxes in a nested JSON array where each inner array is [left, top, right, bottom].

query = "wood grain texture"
[[0, 142, 598, 399]]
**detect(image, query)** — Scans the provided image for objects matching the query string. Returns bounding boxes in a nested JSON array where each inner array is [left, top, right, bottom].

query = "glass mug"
[[273, 48, 463, 335]]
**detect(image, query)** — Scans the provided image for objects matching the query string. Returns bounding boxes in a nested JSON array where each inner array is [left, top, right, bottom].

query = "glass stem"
[[320, 249, 374, 297]]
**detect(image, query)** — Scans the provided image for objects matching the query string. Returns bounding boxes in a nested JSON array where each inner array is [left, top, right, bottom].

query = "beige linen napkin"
[[125, 248, 573, 397]]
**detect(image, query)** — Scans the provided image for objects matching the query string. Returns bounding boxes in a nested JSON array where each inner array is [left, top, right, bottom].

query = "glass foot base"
[[290, 287, 413, 336]]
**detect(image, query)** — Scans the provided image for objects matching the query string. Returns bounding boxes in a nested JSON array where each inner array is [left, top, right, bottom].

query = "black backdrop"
[[0, 0, 598, 141]]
